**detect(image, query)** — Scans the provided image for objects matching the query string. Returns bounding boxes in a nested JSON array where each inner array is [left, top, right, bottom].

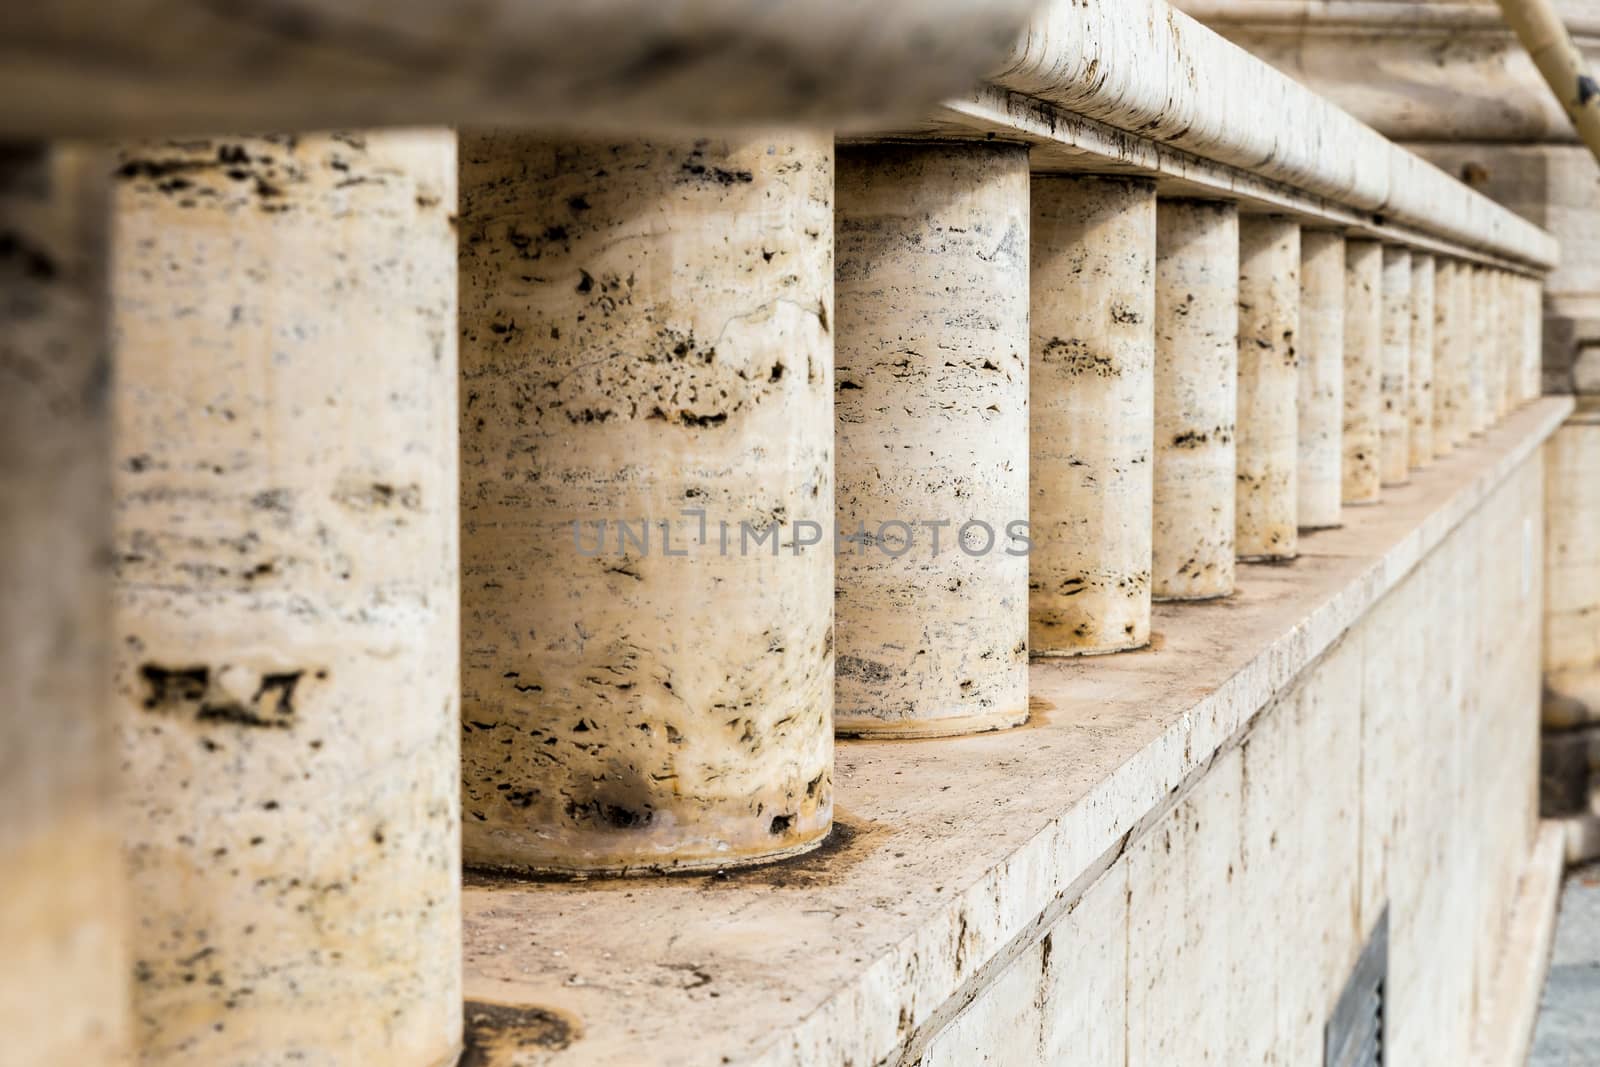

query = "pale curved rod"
[[1497, 0, 1600, 164]]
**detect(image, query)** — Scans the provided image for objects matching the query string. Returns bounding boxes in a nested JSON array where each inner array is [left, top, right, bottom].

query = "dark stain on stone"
[[459, 1001, 579, 1066]]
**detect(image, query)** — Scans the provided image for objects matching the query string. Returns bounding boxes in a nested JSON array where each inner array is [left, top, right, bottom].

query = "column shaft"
[[1030, 176, 1156, 655], [1235, 216, 1299, 561], [112, 132, 462, 1065], [1, 144, 129, 1064], [1408, 254, 1435, 468], [1297, 230, 1344, 530], [1522, 276, 1543, 403], [1468, 265, 1492, 434], [1431, 259, 1458, 459], [1379, 246, 1411, 486], [1343, 239, 1383, 504], [1448, 260, 1475, 449], [1496, 271, 1515, 419], [458, 133, 834, 872], [833, 141, 1029, 736], [1153, 200, 1239, 600]]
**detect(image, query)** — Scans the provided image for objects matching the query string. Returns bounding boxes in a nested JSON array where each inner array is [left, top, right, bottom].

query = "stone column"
[[1448, 260, 1476, 450], [1432, 258, 1459, 460], [1236, 216, 1299, 561], [1, 145, 129, 1065], [111, 132, 462, 1065], [1495, 270, 1514, 420], [1379, 246, 1411, 486], [1154, 199, 1239, 600], [458, 133, 834, 873], [1409, 254, 1436, 469], [833, 141, 1029, 736], [1030, 176, 1156, 655], [1468, 265, 1492, 435], [1546, 409, 1600, 722], [1343, 239, 1383, 505], [1298, 230, 1344, 531], [1522, 275, 1544, 403]]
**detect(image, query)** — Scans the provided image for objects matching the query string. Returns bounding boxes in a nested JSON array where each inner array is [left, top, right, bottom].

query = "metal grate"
[[1325, 907, 1388, 1067]]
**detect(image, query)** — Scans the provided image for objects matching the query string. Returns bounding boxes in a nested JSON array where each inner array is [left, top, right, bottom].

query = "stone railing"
[[0, 0, 1569, 1064]]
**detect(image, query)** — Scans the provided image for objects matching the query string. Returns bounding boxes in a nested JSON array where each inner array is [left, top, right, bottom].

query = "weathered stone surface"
[[1470, 265, 1495, 434], [1381, 245, 1413, 485], [457, 133, 834, 872], [0, 144, 129, 1065], [0, 1, 1039, 138], [833, 140, 1029, 737], [1153, 199, 1239, 600], [1235, 215, 1299, 560], [1410, 253, 1437, 468], [1298, 230, 1345, 530], [1029, 176, 1156, 655], [1344, 239, 1384, 504], [1545, 410, 1600, 722], [111, 131, 462, 1064], [992, 0, 1556, 270], [457, 397, 1569, 1067]]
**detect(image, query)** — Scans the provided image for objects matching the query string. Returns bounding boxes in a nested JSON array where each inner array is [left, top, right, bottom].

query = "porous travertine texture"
[[0, 145, 129, 1065], [1523, 275, 1545, 402], [833, 141, 1029, 737], [1153, 199, 1239, 600], [1469, 265, 1494, 435], [1298, 230, 1345, 530], [1432, 259, 1460, 459], [1495, 271, 1514, 420], [992, 0, 1557, 271], [1030, 176, 1156, 654], [0, 1, 1038, 138], [1409, 254, 1436, 468], [1500, 271, 1522, 414], [111, 132, 462, 1066], [1235, 216, 1299, 560], [457, 133, 834, 872], [1445, 260, 1476, 451], [1380, 246, 1413, 486], [1545, 411, 1600, 716], [1344, 240, 1384, 504]]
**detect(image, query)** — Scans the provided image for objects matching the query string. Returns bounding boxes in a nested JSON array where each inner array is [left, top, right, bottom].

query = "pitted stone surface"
[[1381, 246, 1413, 486], [1030, 176, 1157, 654], [1236, 216, 1299, 560], [111, 131, 462, 1065], [1443, 259, 1476, 451], [457, 133, 835, 872], [1153, 199, 1239, 600], [1433, 259, 1461, 458], [1470, 265, 1495, 435], [1344, 239, 1384, 504], [1298, 230, 1345, 530], [1546, 412, 1600, 717], [0, 144, 129, 1065], [1409, 254, 1436, 468], [833, 141, 1029, 737]]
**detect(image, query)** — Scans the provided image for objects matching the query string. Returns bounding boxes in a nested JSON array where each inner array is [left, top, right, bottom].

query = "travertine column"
[[1495, 271, 1514, 419], [833, 141, 1028, 737], [1432, 259, 1458, 459], [1, 145, 128, 1065], [1236, 216, 1299, 560], [1030, 176, 1155, 655], [112, 132, 461, 1065], [1343, 239, 1383, 505], [1468, 265, 1492, 435], [458, 133, 834, 872], [1379, 246, 1411, 486], [1298, 230, 1344, 530], [1522, 275, 1543, 403], [1545, 409, 1600, 721], [1448, 260, 1476, 449], [1154, 200, 1238, 600], [1408, 254, 1435, 468]]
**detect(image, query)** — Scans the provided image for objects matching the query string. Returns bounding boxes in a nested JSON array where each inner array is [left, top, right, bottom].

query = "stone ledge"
[[460, 397, 1573, 1067]]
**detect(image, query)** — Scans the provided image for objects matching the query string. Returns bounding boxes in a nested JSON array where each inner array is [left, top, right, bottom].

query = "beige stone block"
[[833, 141, 1029, 737], [1236, 215, 1299, 560], [1409, 253, 1436, 467], [111, 131, 462, 1065], [1545, 413, 1600, 680], [1153, 199, 1238, 600], [1343, 239, 1383, 504], [1030, 176, 1156, 655], [0, 145, 129, 1065], [1298, 230, 1345, 530], [1380, 246, 1412, 485], [1470, 265, 1494, 434], [457, 132, 834, 873]]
